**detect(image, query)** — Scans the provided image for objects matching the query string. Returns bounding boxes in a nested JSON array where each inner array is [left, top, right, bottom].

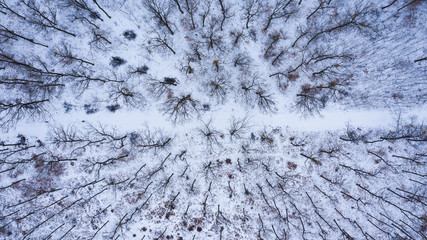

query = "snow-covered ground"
[[1, 0, 426, 239], [7, 104, 427, 139]]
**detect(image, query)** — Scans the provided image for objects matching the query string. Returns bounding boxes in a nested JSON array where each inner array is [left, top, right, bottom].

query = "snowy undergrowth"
[[1, 0, 426, 239]]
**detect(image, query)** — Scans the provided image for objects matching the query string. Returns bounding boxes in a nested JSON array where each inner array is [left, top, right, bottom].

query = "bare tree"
[[239, 74, 276, 112], [0, 51, 42, 72], [263, 31, 285, 60], [230, 30, 245, 46], [0, 52, 65, 99], [255, 87, 276, 113], [1, 50, 119, 95], [218, 0, 233, 31], [109, 83, 145, 108], [179, 43, 203, 74], [56, 68, 123, 92], [86, 123, 128, 150], [70, 11, 99, 29], [293, 84, 326, 116], [129, 127, 173, 153], [187, 43, 204, 61], [171, 0, 184, 14], [204, 75, 230, 103], [21, 0, 76, 37], [59, 0, 103, 21], [147, 29, 176, 54], [306, 0, 331, 20], [0, 74, 64, 100], [179, 54, 195, 75], [380, 117, 427, 142], [162, 94, 199, 123], [0, 99, 49, 126], [305, 5, 370, 47], [0, 2, 5, 15], [200, 21, 223, 51], [264, 0, 295, 32], [48, 123, 128, 158], [273, 48, 352, 82], [92, 0, 111, 18], [240, 75, 258, 106], [397, 0, 426, 12], [340, 124, 369, 143], [228, 115, 251, 140], [89, 29, 112, 51], [242, 0, 262, 29], [143, 0, 175, 35], [146, 75, 177, 99], [199, 119, 222, 148], [54, 42, 94, 66], [233, 52, 252, 69], [48, 124, 83, 148], [128, 65, 149, 75], [292, 26, 311, 47], [0, 24, 48, 47], [199, 0, 211, 27], [184, 0, 198, 30], [0, 0, 26, 19]]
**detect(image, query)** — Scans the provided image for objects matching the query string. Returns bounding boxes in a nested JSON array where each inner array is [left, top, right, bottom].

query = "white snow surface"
[[1, 0, 427, 239], [6, 104, 427, 138]]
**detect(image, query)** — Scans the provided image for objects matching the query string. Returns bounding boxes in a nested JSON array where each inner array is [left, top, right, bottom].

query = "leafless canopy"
[[162, 94, 199, 123], [143, 0, 175, 35]]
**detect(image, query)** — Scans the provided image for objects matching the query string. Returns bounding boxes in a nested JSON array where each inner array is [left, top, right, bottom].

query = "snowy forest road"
[[6, 105, 427, 139]]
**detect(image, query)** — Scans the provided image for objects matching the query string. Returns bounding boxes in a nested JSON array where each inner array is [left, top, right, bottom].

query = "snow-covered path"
[[6, 105, 427, 140]]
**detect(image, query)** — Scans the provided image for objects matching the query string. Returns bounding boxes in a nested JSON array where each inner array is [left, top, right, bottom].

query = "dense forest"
[[1, 0, 426, 239]]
